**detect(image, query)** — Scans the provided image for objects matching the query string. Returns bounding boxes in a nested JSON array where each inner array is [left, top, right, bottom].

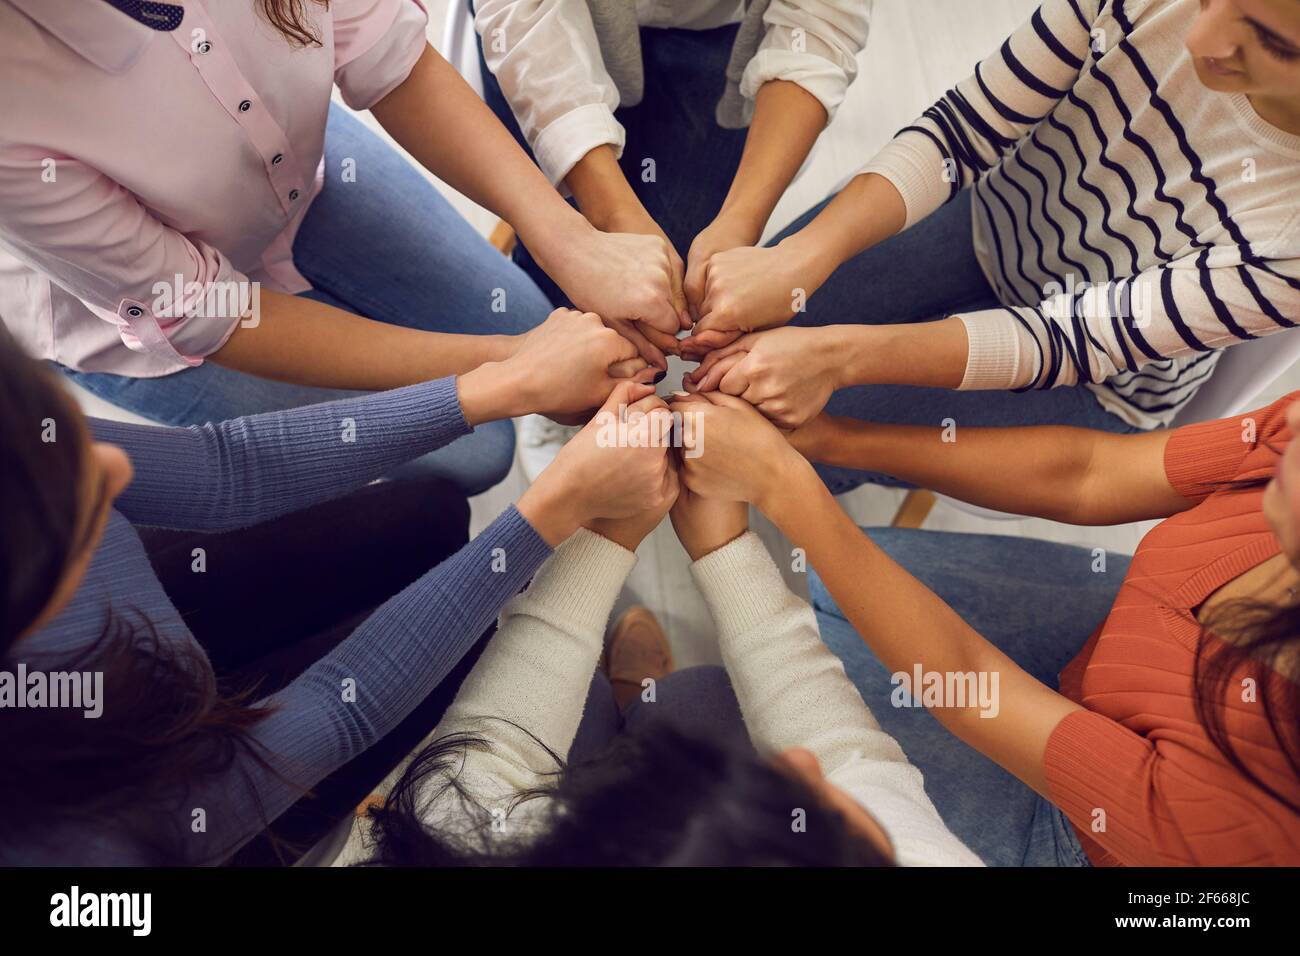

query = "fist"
[[669, 391, 802, 507], [551, 381, 679, 522], [510, 308, 652, 418]]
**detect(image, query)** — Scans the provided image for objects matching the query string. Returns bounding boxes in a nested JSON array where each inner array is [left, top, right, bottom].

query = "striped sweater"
[[861, 0, 1300, 427]]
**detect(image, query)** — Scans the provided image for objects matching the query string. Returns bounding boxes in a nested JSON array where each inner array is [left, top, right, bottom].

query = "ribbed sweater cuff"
[[1042, 709, 1153, 864], [515, 528, 637, 634], [468, 506, 553, 601], [385, 376, 472, 444], [1162, 417, 1250, 500], [957, 310, 1033, 390], [859, 132, 951, 231], [689, 532, 790, 641]]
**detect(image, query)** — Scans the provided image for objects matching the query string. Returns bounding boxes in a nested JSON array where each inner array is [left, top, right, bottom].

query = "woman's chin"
[[1192, 59, 1250, 93]]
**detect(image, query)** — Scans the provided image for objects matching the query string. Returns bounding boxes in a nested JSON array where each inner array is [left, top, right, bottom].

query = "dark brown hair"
[[1192, 461, 1300, 814], [0, 333, 278, 864], [259, 0, 331, 47], [363, 720, 895, 867], [1197, 597, 1300, 814]]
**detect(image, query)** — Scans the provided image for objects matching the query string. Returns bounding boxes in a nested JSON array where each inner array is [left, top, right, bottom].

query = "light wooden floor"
[[70, 0, 1300, 668]]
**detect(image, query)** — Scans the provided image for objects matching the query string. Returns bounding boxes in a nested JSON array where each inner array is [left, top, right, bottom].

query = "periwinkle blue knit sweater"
[[8, 377, 550, 864]]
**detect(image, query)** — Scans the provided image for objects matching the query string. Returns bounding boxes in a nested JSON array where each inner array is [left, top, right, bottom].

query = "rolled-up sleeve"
[[474, 0, 623, 187], [332, 0, 430, 110], [740, 0, 871, 122], [0, 144, 249, 371]]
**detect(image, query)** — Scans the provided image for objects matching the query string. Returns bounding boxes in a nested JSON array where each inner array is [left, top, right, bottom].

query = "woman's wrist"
[[456, 358, 529, 425], [707, 202, 767, 248], [519, 203, 596, 275], [683, 526, 749, 563], [563, 145, 644, 233], [833, 325, 887, 388], [774, 228, 839, 305], [754, 448, 821, 520], [516, 468, 587, 547]]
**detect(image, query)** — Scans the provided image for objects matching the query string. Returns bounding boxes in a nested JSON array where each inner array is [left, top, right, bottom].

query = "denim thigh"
[[810, 527, 1128, 866]]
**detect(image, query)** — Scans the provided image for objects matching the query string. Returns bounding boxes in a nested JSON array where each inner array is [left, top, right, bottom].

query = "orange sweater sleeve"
[[1044, 710, 1282, 866], [1163, 392, 1298, 501]]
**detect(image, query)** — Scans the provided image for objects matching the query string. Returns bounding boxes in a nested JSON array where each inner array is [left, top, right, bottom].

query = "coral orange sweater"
[[1046, 394, 1300, 866]]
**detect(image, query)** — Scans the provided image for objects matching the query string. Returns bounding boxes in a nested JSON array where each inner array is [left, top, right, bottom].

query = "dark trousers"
[[475, 7, 748, 307], [138, 476, 484, 864]]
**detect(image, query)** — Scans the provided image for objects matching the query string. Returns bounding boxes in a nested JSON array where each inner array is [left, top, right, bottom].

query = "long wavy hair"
[[0, 335, 278, 864], [361, 719, 895, 867], [259, 0, 331, 46], [1196, 571, 1300, 813]]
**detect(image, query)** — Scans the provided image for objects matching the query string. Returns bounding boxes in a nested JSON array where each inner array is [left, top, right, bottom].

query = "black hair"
[[360, 719, 895, 867], [0, 332, 279, 864]]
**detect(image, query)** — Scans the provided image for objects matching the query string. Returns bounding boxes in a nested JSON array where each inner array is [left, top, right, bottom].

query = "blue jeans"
[[477, 13, 748, 306], [63, 105, 552, 495], [811, 527, 1131, 866], [772, 190, 1142, 494]]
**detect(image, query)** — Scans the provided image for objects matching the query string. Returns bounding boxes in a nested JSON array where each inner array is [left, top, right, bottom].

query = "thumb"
[[682, 327, 744, 357], [603, 379, 655, 413], [702, 389, 754, 413], [683, 256, 707, 324], [668, 254, 691, 331]]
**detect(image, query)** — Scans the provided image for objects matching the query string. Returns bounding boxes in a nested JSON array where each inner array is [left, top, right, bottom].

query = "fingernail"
[[672, 390, 689, 397], [652, 370, 667, 384]]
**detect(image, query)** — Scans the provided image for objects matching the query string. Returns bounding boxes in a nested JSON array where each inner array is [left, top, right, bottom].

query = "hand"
[[683, 214, 762, 323], [669, 391, 810, 511], [519, 381, 679, 545], [669, 481, 748, 562], [680, 235, 831, 358], [684, 326, 849, 429], [459, 308, 653, 423], [601, 204, 691, 368], [542, 214, 689, 370], [588, 453, 679, 552]]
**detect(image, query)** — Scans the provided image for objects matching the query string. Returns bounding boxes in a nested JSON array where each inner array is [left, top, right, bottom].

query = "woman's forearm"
[[371, 45, 592, 266], [849, 318, 969, 389], [197, 508, 552, 863], [794, 361, 1184, 526], [210, 289, 513, 390], [103, 377, 477, 533], [564, 144, 644, 232], [715, 81, 828, 240], [757, 461, 1078, 793], [801, 417, 1107, 523], [781, 171, 908, 288]]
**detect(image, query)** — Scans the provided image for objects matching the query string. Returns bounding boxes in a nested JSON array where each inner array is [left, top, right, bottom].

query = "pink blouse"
[[0, 0, 428, 377]]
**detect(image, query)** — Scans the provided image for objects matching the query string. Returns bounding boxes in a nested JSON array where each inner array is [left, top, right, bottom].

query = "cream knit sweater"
[[343, 529, 980, 867]]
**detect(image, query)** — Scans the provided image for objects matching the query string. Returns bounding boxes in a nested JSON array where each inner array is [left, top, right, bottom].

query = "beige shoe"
[[604, 606, 674, 711]]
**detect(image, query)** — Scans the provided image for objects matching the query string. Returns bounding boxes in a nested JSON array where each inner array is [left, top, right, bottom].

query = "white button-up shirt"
[[474, 0, 872, 186], [0, 0, 428, 376]]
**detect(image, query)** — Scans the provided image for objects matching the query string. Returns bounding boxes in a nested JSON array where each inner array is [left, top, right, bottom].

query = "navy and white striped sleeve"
[[860, 0, 1100, 229], [958, 253, 1300, 391]]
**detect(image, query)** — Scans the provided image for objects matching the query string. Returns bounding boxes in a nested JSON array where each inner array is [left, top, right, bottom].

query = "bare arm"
[[760, 457, 1079, 796], [210, 289, 513, 389], [373, 45, 686, 354], [792, 414, 1188, 525], [683, 81, 829, 317], [370, 44, 593, 275]]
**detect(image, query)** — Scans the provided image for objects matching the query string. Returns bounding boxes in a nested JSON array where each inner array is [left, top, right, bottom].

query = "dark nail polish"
[[652, 370, 667, 385]]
